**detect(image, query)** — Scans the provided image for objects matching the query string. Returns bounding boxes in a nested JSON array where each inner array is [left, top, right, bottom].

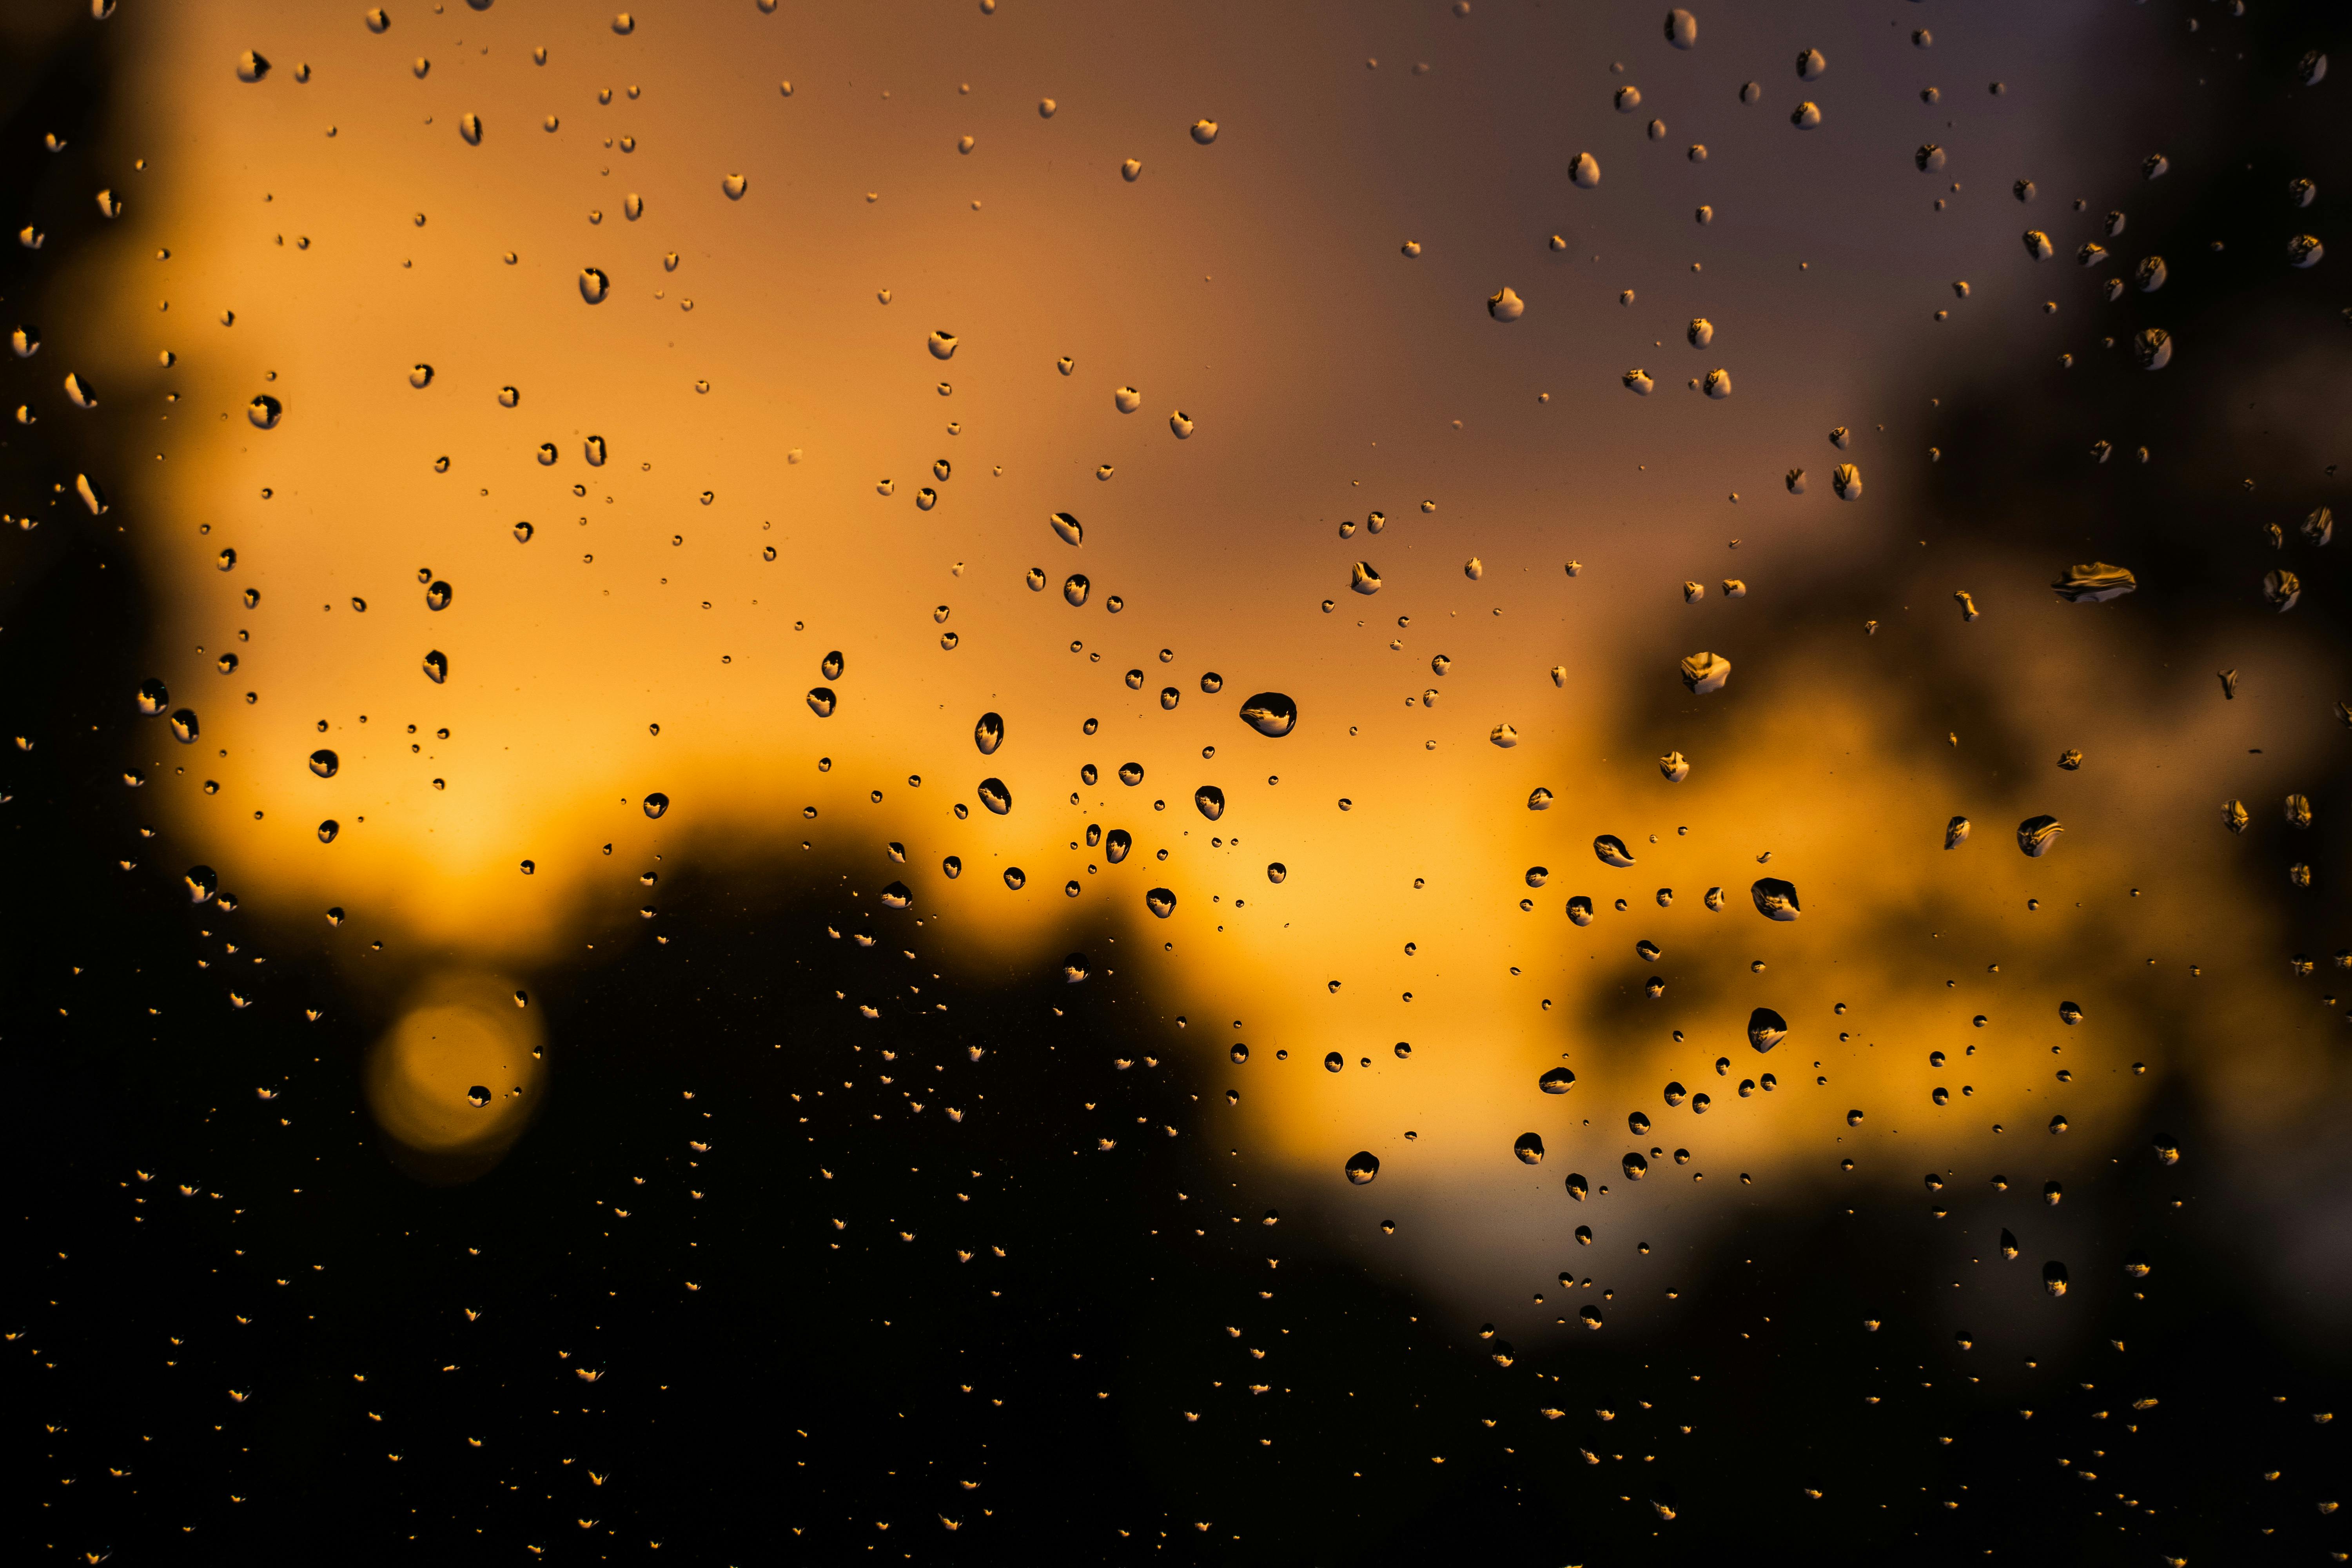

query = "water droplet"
[[309, 749, 339, 779], [422, 649, 447, 684], [1594, 835, 1636, 869], [170, 709, 199, 743], [1169, 410, 1194, 438], [409, 363, 435, 388], [1570, 152, 1601, 187], [1266, 862, 1286, 884], [978, 778, 1011, 815], [1659, 751, 1690, 782], [1664, 8, 1697, 48], [1623, 368, 1655, 395], [236, 49, 270, 83], [806, 687, 837, 717], [1703, 368, 1732, 398], [1105, 829, 1132, 863], [612, 12, 635, 34], [1350, 561, 1382, 595], [1233, 692, 1298, 739], [1345, 1151, 1379, 1185], [1916, 143, 1946, 173], [1791, 101, 1821, 129], [185, 866, 217, 903], [1540, 1067, 1577, 1094], [1145, 886, 1177, 918], [2042, 1261, 2069, 1297], [136, 678, 170, 715], [459, 112, 483, 145], [1195, 785, 1225, 821], [1687, 317, 1714, 348], [1063, 574, 1090, 607], [247, 394, 281, 429], [1679, 651, 1731, 693], [1527, 787, 1554, 810], [2132, 327, 2173, 370], [1488, 287, 1524, 321], [1121, 158, 1143, 181], [1621, 1152, 1648, 1180], [2016, 815, 2063, 857], [973, 712, 1003, 755], [1001, 866, 1026, 891], [721, 172, 748, 200], [2051, 563, 2137, 602], [1751, 877, 1800, 920], [1566, 896, 1594, 926], [1796, 47, 1826, 80], [580, 267, 610, 303], [1514, 1132, 1546, 1165], [1118, 762, 1145, 787]]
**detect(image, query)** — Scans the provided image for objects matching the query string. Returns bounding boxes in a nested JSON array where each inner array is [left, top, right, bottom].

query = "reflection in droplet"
[[1567, 896, 1594, 926], [1528, 787, 1554, 811], [309, 749, 340, 779], [1748, 1007, 1788, 1053], [1195, 785, 1225, 821], [1350, 561, 1382, 595], [247, 394, 281, 429], [136, 678, 169, 715], [1594, 835, 1636, 869], [2017, 816, 2063, 856], [1513, 1132, 1546, 1165], [975, 712, 1003, 755], [1345, 1151, 1379, 1186], [1145, 886, 1177, 918], [642, 792, 669, 820], [579, 267, 610, 304], [1051, 512, 1083, 546], [806, 687, 837, 717], [1488, 287, 1524, 322], [423, 649, 448, 684], [1571, 152, 1601, 188], [1945, 815, 1970, 849], [978, 778, 1012, 815], [1106, 829, 1132, 863], [1751, 878, 1800, 920], [170, 709, 199, 744], [1237, 692, 1298, 738], [1064, 574, 1090, 607]]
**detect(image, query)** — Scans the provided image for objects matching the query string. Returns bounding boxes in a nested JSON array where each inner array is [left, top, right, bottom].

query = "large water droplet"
[[170, 709, 199, 743], [1748, 1007, 1788, 1052], [806, 687, 837, 717], [1195, 785, 1225, 821], [237, 49, 271, 83], [1539, 1067, 1577, 1094], [1345, 1151, 1379, 1185], [978, 778, 1011, 815], [1105, 829, 1132, 863], [974, 712, 1003, 754], [1679, 651, 1731, 693], [1594, 835, 1635, 869], [580, 267, 610, 304], [1238, 692, 1297, 738], [2016, 815, 2063, 857], [2051, 563, 2136, 602], [1145, 886, 1177, 918], [1063, 574, 1090, 607], [423, 650, 447, 684], [185, 866, 218, 903], [309, 749, 340, 778], [136, 678, 169, 715], [1751, 878, 1800, 920], [1514, 1132, 1546, 1165], [1050, 512, 1083, 547]]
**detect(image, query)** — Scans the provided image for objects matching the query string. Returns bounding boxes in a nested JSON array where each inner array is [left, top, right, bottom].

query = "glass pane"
[[7, 1, 2344, 1559]]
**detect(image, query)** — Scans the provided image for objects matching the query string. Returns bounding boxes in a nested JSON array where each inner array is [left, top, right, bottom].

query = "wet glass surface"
[[3, 1, 2348, 1561]]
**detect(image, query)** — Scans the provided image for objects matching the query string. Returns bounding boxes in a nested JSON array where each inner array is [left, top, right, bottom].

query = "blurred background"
[[4, 0, 2348, 1561]]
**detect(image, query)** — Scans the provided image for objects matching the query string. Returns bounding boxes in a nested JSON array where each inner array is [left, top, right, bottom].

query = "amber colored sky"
[[46, 0, 2352, 1332]]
